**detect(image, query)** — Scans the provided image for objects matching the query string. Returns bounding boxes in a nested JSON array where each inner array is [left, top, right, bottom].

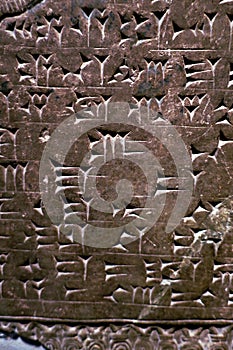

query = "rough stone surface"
[[0, 0, 233, 349]]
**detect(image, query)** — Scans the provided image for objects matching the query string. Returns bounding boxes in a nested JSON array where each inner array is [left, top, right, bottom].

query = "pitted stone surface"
[[0, 0, 233, 349]]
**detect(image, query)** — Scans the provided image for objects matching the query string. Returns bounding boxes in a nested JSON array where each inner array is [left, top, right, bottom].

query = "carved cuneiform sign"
[[0, 0, 233, 349]]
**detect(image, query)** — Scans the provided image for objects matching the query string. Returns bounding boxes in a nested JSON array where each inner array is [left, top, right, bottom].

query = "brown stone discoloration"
[[0, 0, 233, 348]]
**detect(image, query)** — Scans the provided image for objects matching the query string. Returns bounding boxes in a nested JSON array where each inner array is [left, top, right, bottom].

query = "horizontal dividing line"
[[0, 299, 233, 308], [0, 251, 190, 259], [0, 124, 226, 129], [3, 85, 123, 90], [1, 122, 61, 126], [2, 85, 233, 92], [0, 159, 41, 162], [77, 87, 122, 89], [183, 87, 233, 90], [150, 49, 233, 52], [3, 46, 233, 52], [0, 316, 232, 325], [0, 159, 34, 163], [0, 249, 197, 257], [0, 249, 231, 261], [0, 219, 32, 223], [3, 47, 116, 52], [0, 159, 40, 163], [0, 301, 233, 321], [0, 248, 232, 263], [0, 192, 40, 195]]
